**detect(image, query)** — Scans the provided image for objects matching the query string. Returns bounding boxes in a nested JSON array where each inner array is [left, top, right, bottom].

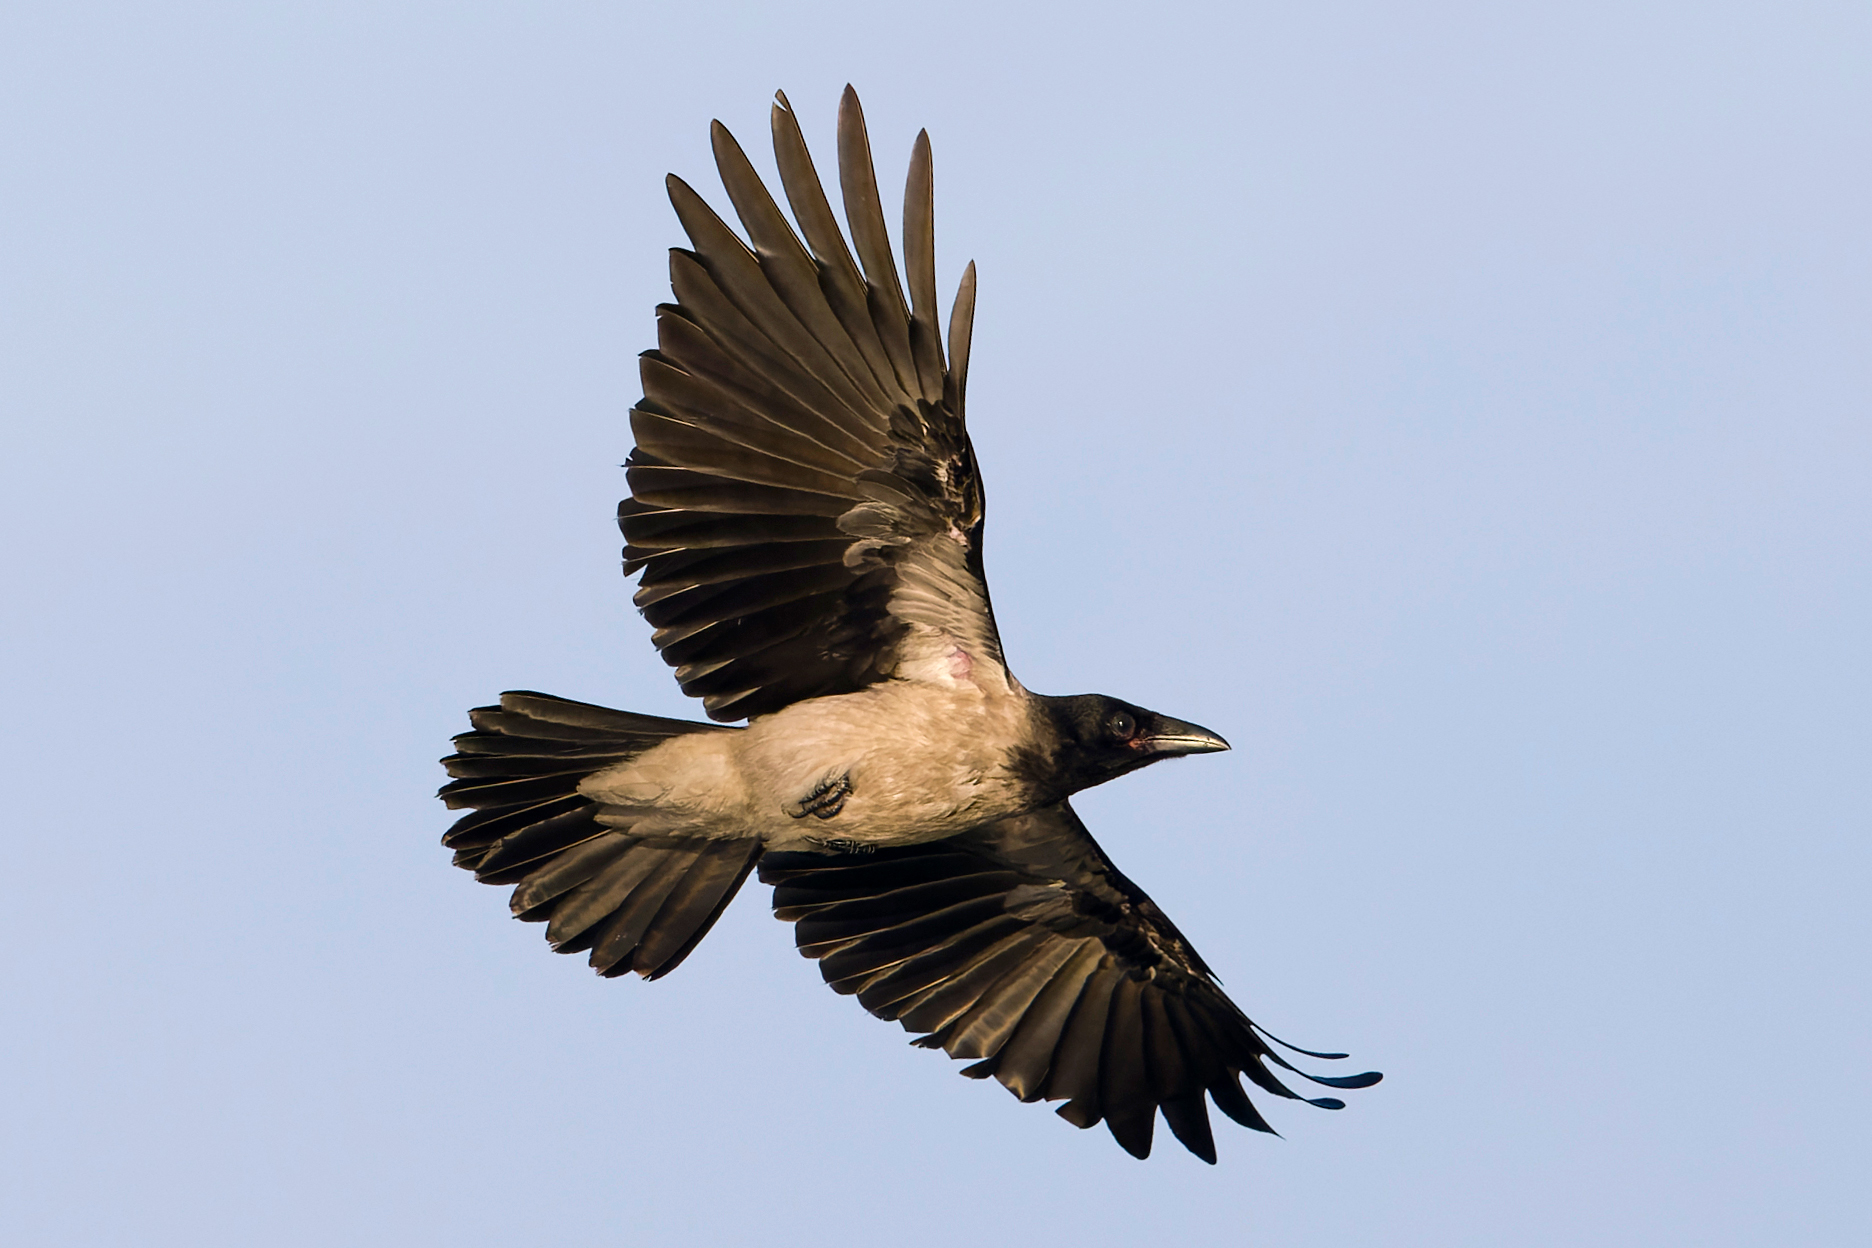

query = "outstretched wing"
[[624, 86, 1003, 723], [759, 801, 1382, 1162]]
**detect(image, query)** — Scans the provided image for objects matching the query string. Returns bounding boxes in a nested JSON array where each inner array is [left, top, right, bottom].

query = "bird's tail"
[[439, 690, 758, 980]]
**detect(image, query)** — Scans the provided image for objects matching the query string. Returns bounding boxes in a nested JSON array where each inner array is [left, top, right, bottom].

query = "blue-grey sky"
[[3, 2, 1867, 1244]]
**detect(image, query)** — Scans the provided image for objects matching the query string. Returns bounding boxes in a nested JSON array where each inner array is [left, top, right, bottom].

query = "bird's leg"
[[786, 771, 853, 821]]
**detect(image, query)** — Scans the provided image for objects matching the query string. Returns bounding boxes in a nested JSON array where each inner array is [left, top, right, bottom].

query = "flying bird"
[[439, 86, 1379, 1162]]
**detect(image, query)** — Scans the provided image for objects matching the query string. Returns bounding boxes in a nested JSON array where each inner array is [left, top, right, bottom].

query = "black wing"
[[759, 801, 1382, 1162], [624, 86, 1004, 723]]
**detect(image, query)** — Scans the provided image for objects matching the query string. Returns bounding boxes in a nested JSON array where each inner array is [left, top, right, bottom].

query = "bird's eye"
[[1107, 711, 1136, 740]]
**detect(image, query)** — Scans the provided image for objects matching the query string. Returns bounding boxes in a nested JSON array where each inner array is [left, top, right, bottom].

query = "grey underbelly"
[[584, 683, 1042, 851]]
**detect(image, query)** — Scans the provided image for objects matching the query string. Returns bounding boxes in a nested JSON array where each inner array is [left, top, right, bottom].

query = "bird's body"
[[581, 676, 1039, 850], [438, 85, 1378, 1162]]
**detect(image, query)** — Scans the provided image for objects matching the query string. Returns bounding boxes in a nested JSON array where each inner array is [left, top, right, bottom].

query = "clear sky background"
[[3, 2, 1867, 1244]]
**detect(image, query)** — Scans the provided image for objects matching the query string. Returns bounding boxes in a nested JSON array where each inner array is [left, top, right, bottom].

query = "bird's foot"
[[786, 772, 852, 821], [809, 836, 876, 854]]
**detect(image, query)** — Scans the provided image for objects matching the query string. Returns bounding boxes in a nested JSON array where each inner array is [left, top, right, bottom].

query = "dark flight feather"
[[759, 800, 1381, 1162], [439, 692, 755, 980], [710, 121, 897, 416], [902, 129, 947, 400], [945, 261, 976, 416], [836, 88, 919, 398], [770, 92, 907, 407], [624, 85, 999, 721]]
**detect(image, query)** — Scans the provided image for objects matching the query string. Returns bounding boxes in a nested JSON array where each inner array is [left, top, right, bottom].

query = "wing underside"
[[624, 88, 999, 722], [761, 801, 1381, 1162]]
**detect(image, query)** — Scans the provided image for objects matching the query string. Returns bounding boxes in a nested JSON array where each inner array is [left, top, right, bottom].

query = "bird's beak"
[[1142, 716, 1231, 756]]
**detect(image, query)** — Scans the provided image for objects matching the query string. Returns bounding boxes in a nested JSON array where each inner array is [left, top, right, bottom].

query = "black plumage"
[[441, 693, 755, 980], [760, 803, 1378, 1161], [438, 87, 1378, 1161]]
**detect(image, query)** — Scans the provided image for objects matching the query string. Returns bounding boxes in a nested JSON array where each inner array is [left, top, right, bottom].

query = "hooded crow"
[[439, 87, 1380, 1163]]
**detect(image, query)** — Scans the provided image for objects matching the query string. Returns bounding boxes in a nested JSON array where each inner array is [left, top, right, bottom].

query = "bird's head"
[[1030, 693, 1231, 798]]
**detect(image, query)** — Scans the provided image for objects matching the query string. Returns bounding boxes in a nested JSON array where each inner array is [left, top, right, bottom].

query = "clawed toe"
[[809, 836, 876, 854], [786, 772, 852, 820]]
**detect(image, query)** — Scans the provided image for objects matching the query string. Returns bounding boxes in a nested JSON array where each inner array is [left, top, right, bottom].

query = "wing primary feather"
[[902, 128, 946, 400], [1174, 994, 1300, 1107], [1256, 1042, 1386, 1090], [768, 91, 908, 406], [662, 251, 828, 416], [945, 260, 976, 417], [1252, 1024, 1352, 1062], [1144, 997, 1220, 1160], [835, 85, 919, 399], [1160, 1094, 1218, 1165], [1141, 989, 1193, 1103], [769, 93, 865, 294], [708, 119, 895, 415], [1160, 994, 1227, 1093], [1208, 1073, 1280, 1136], [664, 248, 882, 452], [665, 173, 880, 425], [1298, 1069, 1385, 1090], [1099, 973, 1156, 1158]]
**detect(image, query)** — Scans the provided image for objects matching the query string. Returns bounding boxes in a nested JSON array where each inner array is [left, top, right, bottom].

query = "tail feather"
[[439, 690, 756, 979], [632, 842, 762, 979]]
